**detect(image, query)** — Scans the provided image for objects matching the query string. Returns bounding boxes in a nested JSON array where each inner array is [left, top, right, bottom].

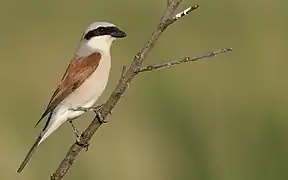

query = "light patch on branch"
[[174, 5, 198, 20]]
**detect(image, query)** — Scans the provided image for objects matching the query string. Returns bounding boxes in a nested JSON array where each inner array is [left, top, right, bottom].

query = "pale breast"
[[62, 54, 111, 108]]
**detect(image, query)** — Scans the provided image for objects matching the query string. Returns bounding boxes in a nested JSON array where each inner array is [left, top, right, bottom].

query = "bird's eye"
[[98, 27, 105, 32]]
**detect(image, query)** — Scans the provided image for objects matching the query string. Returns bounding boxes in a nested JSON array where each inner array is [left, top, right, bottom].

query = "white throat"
[[87, 35, 114, 52], [76, 35, 114, 57]]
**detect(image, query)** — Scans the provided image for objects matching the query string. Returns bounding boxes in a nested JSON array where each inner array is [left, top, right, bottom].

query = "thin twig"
[[137, 48, 232, 73], [50, 1, 231, 180]]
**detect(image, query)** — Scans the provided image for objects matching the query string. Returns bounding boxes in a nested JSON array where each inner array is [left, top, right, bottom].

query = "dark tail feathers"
[[17, 132, 43, 173]]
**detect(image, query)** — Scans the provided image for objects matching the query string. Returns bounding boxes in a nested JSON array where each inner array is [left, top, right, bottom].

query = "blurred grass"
[[1, 0, 288, 179]]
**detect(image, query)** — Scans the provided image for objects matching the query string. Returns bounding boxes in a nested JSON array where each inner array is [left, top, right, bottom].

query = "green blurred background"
[[1, 0, 288, 179]]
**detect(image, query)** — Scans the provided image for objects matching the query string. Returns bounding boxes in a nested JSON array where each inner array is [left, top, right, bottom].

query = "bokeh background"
[[1, 0, 288, 179]]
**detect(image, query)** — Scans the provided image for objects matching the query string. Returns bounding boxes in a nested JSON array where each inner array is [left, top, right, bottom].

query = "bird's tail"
[[17, 131, 44, 173]]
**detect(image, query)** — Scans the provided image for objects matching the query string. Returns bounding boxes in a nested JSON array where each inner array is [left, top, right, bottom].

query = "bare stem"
[[137, 48, 232, 73]]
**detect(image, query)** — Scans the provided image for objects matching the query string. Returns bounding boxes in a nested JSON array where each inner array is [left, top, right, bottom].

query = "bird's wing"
[[34, 52, 102, 127]]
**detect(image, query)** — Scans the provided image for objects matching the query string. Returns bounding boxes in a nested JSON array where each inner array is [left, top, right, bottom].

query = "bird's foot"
[[95, 111, 108, 124], [74, 136, 90, 151], [77, 141, 90, 151]]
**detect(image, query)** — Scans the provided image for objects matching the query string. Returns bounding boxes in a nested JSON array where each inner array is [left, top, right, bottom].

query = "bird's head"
[[81, 22, 126, 51]]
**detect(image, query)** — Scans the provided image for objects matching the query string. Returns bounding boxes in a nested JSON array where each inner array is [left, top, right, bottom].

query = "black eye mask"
[[84, 26, 126, 40]]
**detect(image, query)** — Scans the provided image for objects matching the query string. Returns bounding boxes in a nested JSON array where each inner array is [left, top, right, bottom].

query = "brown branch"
[[50, 1, 230, 179], [137, 48, 232, 73]]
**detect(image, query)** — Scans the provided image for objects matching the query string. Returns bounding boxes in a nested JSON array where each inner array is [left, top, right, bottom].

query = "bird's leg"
[[70, 103, 112, 124], [69, 121, 81, 141], [69, 121, 89, 151]]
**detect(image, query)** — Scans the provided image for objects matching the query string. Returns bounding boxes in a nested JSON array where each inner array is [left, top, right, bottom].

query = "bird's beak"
[[111, 28, 126, 38]]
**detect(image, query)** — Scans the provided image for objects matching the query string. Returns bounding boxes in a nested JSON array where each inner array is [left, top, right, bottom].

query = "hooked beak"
[[111, 28, 126, 38]]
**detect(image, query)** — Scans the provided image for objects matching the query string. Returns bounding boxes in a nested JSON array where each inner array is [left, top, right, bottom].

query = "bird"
[[17, 21, 126, 173]]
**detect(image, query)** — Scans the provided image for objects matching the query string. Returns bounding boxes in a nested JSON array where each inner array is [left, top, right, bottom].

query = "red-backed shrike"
[[17, 21, 126, 173]]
